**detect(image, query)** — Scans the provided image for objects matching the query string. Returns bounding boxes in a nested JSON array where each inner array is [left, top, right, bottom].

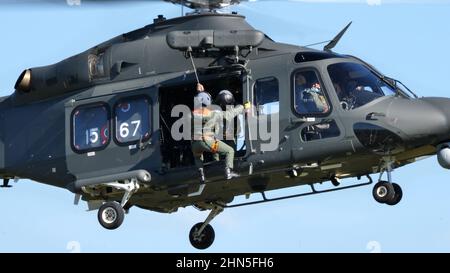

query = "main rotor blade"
[[2, 0, 448, 6], [0, 0, 236, 10]]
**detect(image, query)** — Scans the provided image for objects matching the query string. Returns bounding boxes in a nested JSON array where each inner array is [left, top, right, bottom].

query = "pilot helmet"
[[215, 90, 235, 109], [194, 92, 212, 107]]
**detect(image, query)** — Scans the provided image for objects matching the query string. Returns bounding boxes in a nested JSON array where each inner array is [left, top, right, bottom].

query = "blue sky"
[[1, 0, 450, 253]]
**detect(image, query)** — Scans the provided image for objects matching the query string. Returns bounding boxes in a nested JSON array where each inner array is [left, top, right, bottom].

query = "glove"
[[244, 101, 251, 110], [196, 83, 205, 92]]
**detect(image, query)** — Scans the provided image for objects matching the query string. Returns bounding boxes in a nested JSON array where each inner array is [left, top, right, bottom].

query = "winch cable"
[[188, 48, 200, 84]]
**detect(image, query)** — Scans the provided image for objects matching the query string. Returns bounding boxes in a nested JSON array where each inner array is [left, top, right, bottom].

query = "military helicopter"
[[1, 0, 450, 250]]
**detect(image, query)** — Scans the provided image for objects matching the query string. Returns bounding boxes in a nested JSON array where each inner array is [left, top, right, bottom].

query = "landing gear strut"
[[93, 179, 140, 230], [189, 205, 223, 250], [373, 158, 403, 205]]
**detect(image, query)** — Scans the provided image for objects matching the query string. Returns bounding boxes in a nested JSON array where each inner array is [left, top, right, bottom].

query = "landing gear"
[[372, 157, 403, 206], [189, 223, 215, 250], [189, 205, 223, 250], [98, 201, 125, 230], [386, 183, 403, 206], [91, 178, 141, 230], [372, 181, 395, 204], [330, 175, 341, 187]]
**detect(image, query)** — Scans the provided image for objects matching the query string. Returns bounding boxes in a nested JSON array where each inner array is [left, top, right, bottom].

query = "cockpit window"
[[328, 62, 396, 110]]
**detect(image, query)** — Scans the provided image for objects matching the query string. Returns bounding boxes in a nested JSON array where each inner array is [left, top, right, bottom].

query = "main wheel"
[[97, 201, 125, 230], [372, 181, 395, 204], [189, 222, 215, 250], [386, 183, 403, 206]]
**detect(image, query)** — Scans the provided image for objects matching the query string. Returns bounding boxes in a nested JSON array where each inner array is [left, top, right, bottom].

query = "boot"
[[225, 167, 240, 180], [198, 168, 205, 184]]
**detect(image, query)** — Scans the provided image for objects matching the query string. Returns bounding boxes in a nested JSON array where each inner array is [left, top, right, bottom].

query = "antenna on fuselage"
[[324, 21, 352, 52]]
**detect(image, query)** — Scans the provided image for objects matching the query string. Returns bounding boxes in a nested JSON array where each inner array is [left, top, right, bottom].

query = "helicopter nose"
[[417, 97, 450, 169], [420, 97, 450, 140], [386, 97, 450, 145]]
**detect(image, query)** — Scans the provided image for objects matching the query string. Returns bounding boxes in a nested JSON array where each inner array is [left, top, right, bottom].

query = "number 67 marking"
[[119, 120, 141, 138]]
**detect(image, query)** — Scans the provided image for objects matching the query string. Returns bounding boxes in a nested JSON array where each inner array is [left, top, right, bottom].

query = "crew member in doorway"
[[216, 89, 240, 147], [191, 84, 250, 182]]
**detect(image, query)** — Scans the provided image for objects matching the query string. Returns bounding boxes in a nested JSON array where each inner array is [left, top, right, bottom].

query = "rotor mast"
[[164, 0, 242, 13]]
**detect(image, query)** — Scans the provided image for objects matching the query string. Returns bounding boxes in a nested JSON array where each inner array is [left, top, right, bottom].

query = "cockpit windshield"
[[328, 62, 396, 110], [384, 77, 418, 98]]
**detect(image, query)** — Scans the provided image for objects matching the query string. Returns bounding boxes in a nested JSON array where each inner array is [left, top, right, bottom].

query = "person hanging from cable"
[[191, 83, 251, 182]]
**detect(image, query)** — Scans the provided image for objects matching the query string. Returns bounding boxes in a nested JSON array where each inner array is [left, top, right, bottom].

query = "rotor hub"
[[165, 0, 241, 12]]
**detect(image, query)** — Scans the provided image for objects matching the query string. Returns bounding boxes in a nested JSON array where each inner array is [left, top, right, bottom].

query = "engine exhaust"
[[14, 69, 31, 93]]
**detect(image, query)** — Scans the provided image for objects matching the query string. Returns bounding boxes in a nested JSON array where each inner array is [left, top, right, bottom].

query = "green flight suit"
[[191, 105, 244, 169]]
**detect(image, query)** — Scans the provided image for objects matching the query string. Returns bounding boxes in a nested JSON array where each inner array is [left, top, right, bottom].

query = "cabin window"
[[253, 77, 279, 152], [293, 70, 330, 116], [254, 77, 279, 115], [114, 97, 151, 145], [72, 104, 110, 152], [301, 120, 340, 142]]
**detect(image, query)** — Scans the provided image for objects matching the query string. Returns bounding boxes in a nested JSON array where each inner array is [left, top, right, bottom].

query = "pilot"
[[346, 80, 362, 94], [295, 74, 329, 114], [191, 84, 250, 182], [297, 80, 329, 114], [309, 82, 329, 113]]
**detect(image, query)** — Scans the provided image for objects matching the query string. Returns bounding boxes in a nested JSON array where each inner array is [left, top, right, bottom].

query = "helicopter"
[[1, 0, 450, 250]]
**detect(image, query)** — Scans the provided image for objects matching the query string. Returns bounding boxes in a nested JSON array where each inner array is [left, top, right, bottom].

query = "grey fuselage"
[[0, 13, 448, 213]]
